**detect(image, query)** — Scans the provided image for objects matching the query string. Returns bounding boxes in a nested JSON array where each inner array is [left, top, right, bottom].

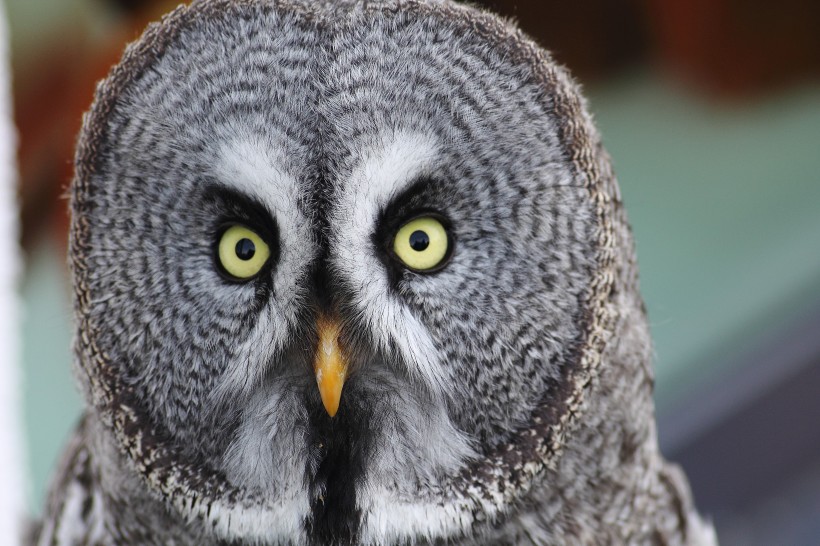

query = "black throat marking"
[[304, 381, 370, 546]]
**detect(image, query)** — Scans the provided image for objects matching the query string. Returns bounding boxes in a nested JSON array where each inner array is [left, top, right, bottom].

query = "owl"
[[32, 0, 716, 544]]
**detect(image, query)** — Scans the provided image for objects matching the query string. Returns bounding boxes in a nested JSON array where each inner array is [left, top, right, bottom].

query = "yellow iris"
[[218, 225, 270, 280], [393, 216, 449, 272]]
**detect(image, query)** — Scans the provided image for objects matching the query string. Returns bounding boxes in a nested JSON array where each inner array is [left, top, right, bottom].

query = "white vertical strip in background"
[[0, 0, 26, 542]]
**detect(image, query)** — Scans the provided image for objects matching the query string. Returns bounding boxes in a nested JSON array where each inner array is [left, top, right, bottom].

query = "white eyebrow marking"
[[211, 135, 316, 400], [329, 132, 451, 397], [215, 136, 299, 218]]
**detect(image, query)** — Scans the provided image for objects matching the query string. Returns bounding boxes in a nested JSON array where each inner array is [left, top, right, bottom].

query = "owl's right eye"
[[216, 224, 271, 281]]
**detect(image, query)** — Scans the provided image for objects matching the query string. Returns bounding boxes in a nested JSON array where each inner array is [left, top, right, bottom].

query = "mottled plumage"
[[34, 0, 716, 544]]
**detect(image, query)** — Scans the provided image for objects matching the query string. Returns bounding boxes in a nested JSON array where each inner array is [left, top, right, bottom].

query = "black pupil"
[[409, 230, 430, 252], [235, 238, 256, 261]]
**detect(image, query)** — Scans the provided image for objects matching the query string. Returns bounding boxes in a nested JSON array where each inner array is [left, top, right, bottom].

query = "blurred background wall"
[[9, 0, 820, 544]]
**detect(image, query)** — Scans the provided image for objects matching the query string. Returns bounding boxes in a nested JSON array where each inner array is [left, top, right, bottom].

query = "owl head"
[[71, 0, 639, 544]]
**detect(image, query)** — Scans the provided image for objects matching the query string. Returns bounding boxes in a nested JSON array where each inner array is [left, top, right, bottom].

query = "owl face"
[[75, 1, 599, 543]]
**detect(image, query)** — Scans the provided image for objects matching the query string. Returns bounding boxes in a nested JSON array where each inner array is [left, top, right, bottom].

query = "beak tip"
[[315, 314, 348, 419], [321, 391, 341, 418]]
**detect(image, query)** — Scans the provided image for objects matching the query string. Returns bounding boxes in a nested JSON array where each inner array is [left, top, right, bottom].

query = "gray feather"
[[35, 1, 716, 544]]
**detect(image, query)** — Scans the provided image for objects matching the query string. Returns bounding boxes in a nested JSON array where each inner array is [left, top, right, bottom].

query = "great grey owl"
[[32, 0, 717, 544]]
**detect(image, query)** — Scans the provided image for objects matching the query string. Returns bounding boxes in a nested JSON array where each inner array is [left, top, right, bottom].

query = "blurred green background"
[[9, 0, 820, 544]]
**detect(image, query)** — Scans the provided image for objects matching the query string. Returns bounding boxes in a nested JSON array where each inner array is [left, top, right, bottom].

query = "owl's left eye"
[[216, 224, 271, 281], [391, 215, 452, 272]]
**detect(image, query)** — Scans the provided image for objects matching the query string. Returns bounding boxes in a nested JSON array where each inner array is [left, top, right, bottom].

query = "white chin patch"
[[356, 387, 478, 545]]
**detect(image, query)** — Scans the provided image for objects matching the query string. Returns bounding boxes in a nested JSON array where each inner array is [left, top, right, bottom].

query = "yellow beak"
[[314, 314, 348, 417]]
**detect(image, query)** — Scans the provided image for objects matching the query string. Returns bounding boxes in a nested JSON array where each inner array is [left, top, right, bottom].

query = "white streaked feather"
[[330, 132, 452, 397]]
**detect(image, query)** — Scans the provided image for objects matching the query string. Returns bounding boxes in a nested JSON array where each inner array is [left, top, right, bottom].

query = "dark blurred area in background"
[[482, 0, 820, 93], [12, 1, 820, 545], [14, 0, 820, 255]]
